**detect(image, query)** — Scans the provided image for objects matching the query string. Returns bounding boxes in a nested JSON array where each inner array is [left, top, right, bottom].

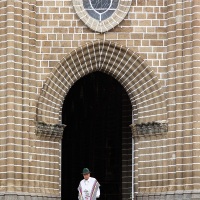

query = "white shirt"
[[78, 177, 100, 200]]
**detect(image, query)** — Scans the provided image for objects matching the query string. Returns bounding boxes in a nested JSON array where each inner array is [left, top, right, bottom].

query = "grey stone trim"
[[35, 121, 66, 141], [0, 193, 60, 200], [130, 120, 168, 138], [72, 0, 132, 32], [136, 190, 200, 200]]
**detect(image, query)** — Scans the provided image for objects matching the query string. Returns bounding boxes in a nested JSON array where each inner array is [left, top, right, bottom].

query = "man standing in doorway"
[[78, 168, 100, 200]]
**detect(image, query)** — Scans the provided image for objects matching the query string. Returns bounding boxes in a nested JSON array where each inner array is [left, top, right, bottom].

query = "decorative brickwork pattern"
[[37, 40, 167, 126], [130, 120, 168, 137], [35, 122, 66, 141], [36, 40, 167, 199], [36, 0, 167, 84]]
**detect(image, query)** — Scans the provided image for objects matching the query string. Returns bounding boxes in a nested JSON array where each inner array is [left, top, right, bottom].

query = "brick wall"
[[0, 0, 200, 199], [35, 1, 167, 197], [36, 0, 167, 87]]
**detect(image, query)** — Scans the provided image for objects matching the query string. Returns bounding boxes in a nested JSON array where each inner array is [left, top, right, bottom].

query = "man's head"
[[82, 168, 91, 180]]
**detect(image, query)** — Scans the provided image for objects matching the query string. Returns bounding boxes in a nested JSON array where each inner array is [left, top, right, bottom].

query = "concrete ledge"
[[137, 190, 200, 200], [0, 193, 60, 200]]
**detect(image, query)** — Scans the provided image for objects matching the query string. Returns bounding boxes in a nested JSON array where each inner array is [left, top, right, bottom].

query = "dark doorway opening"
[[61, 72, 132, 199]]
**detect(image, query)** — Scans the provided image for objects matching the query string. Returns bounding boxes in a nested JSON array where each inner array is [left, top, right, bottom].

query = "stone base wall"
[[0, 193, 60, 200], [137, 191, 200, 200]]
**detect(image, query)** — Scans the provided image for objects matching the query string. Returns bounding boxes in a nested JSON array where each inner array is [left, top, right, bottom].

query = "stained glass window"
[[83, 0, 119, 21], [73, 0, 131, 32]]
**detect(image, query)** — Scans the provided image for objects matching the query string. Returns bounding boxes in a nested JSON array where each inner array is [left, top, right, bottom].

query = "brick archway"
[[36, 40, 167, 139]]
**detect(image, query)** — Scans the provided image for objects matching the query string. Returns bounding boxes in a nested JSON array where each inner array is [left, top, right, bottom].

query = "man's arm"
[[78, 183, 83, 200], [96, 187, 100, 198], [78, 193, 82, 200]]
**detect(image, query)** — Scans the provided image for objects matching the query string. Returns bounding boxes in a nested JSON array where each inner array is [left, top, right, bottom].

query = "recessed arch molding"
[[36, 40, 168, 140]]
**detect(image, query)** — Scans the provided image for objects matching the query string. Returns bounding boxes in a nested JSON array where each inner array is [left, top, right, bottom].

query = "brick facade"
[[0, 0, 200, 199]]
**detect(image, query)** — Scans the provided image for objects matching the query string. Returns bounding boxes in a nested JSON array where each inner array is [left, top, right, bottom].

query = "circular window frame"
[[73, 0, 132, 33]]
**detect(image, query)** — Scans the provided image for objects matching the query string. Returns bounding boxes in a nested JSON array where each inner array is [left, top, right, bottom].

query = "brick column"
[[0, 1, 7, 193], [6, 0, 16, 192], [192, 0, 200, 194], [0, 1, 47, 198], [166, 0, 200, 198], [174, 0, 184, 192]]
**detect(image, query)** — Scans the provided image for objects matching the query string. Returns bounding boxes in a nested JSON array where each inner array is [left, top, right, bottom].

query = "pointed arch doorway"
[[61, 71, 132, 199], [36, 41, 167, 199]]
